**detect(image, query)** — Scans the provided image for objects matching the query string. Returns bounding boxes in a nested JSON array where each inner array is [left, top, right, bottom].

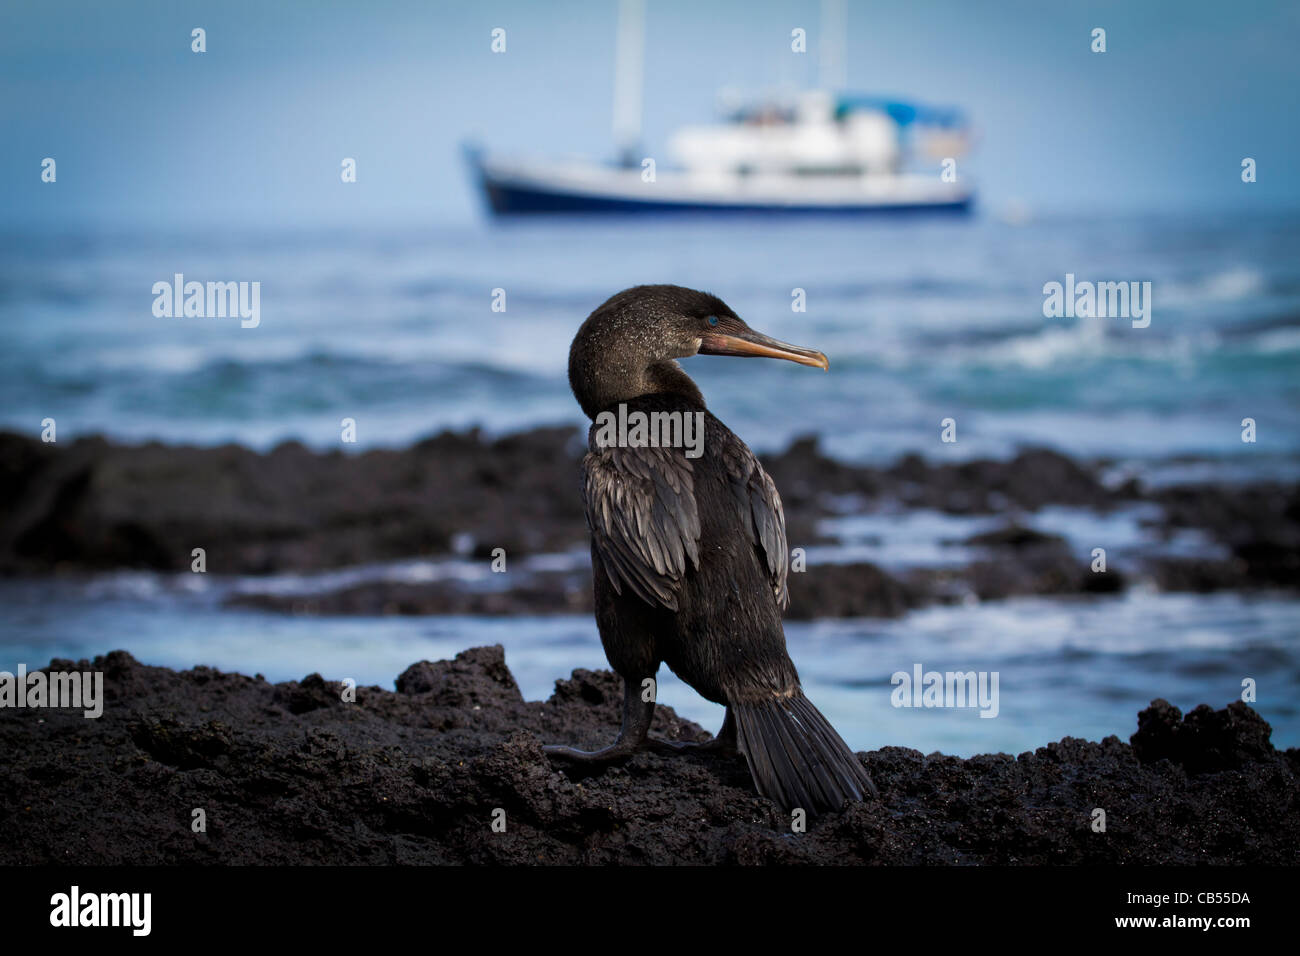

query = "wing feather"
[[721, 439, 790, 609], [583, 443, 700, 611], [582, 421, 786, 613]]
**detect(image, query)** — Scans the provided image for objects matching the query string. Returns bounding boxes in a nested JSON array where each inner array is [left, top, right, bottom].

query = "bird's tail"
[[732, 691, 877, 814]]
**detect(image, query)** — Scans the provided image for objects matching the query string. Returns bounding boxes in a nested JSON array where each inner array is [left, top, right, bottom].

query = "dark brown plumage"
[[545, 284, 876, 814]]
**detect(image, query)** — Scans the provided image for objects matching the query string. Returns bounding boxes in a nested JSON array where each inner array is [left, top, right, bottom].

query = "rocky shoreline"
[[2, 427, 1295, 619], [0, 648, 1294, 865]]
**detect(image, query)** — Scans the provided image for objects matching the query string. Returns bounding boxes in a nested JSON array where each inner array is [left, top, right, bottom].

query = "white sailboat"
[[468, 0, 974, 216]]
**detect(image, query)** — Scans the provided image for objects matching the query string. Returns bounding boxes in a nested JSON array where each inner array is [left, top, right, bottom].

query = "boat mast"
[[612, 0, 645, 167], [819, 0, 847, 91]]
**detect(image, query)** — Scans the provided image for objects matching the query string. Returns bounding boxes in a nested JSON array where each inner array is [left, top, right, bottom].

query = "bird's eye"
[[707, 315, 718, 326]]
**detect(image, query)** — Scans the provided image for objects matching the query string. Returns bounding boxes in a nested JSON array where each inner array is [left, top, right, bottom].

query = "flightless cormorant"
[[546, 284, 877, 813]]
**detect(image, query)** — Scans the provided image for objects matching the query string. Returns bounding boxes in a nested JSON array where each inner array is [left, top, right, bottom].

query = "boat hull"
[[469, 152, 974, 217]]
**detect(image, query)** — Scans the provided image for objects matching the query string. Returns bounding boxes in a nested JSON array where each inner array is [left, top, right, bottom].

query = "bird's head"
[[569, 284, 828, 418]]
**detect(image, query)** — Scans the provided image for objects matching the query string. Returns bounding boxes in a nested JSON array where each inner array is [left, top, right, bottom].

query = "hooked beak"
[[698, 327, 829, 370]]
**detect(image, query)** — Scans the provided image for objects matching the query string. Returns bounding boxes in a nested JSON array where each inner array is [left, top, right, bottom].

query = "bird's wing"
[[582, 443, 701, 612], [721, 439, 790, 609]]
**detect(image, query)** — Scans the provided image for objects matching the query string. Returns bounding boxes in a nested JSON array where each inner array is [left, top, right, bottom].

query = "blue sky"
[[3, 0, 1298, 227]]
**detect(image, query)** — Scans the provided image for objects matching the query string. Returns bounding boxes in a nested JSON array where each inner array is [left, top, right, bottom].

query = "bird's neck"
[[571, 358, 705, 419]]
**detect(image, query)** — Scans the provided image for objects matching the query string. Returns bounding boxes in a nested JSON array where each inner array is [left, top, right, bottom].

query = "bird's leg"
[[543, 675, 655, 764], [645, 706, 738, 755]]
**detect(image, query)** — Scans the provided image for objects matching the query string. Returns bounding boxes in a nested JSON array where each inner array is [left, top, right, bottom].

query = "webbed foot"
[[542, 739, 643, 763]]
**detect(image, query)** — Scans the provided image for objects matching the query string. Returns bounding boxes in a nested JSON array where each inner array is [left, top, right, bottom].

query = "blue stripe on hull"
[[479, 177, 973, 217]]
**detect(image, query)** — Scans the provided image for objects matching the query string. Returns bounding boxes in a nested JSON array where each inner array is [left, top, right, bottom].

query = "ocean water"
[[1, 212, 1298, 756], [3, 213, 1299, 474], [0, 571, 1294, 757]]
